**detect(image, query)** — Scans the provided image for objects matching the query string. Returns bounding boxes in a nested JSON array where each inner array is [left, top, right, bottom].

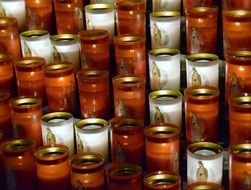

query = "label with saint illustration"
[[150, 11, 180, 49], [229, 72, 243, 97], [41, 114, 74, 155], [189, 112, 207, 142], [115, 98, 132, 117]]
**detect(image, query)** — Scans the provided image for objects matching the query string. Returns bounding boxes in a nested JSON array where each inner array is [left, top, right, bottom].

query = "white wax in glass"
[[76, 124, 109, 162], [150, 14, 180, 49], [41, 116, 75, 156], [85, 5, 115, 43], [187, 148, 223, 185], [149, 91, 182, 129], [0, 0, 26, 31], [186, 59, 219, 88], [152, 0, 181, 12], [148, 50, 180, 90], [20, 33, 52, 63]]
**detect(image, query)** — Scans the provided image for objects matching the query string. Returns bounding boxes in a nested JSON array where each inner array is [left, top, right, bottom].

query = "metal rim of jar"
[[187, 6, 218, 14], [43, 61, 74, 76], [85, 3, 114, 13], [0, 17, 17, 27], [144, 124, 180, 140], [148, 48, 180, 61], [0, 91, 10, 102], [112, 118, 144, 132], [77, 69, 108, 79], [79, 29, 109, 41], [10, 96, 41, 109], [107, 163, 142, 181], [112, 75, 145, 86], [20, 30, 49, 41], [34, 144, 69, 162], [2, 138, 35, 155], [230, 94, 251, 107], [15, 57, 46, 69], [226, 50, 251, 62], [186, 53, 219, 63], [75, 118, 108, 134], [186, 182, 224, 190], [0, 53, 11, 63], [144, 171, 181, 188], [187, 142, 223, 160], [42, 112, 73, 127], [50, 34, 79, 45], [116, 0, 145, 10], [70, 152, 105, 170], [113, 35, 145, 46], [149, 90, 182, 104], [150, 11, 180, 19], [224, 9, 251, 18], [231, 143, 251, 157], [184, 86, 219, 100]]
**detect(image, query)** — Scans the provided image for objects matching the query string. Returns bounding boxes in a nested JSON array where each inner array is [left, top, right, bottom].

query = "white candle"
[[187, 142, 223, 185], [149, 90, 182, 129], [50, 34, 80, 71], [20, 30, 52, 63], [148, 48, 180, 91], [152, 0, 181, 12], [85, 4, 115, 43], [41, 112, 75, 156], [186, 53, 219, 88], [0, 0, 25, 31], [150, 11, 180, 49], [75, 118, 109, 162], [90, 0, 115, 4]]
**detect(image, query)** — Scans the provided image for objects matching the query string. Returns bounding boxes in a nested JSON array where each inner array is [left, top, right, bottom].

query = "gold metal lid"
[[150, 11, 180, 18], [185, 87, 219, 98], [188, 142, 223, 155], [187, 53, 219, 62], [75, 118, 108, 133], [108, 163, 142, 178], [35, 144, 69, 161], [77, 69, 108, 78], [85, 3, 114, 13], [50, 34, 78, 45], [10, 96, 41, 107], [231, 94, 251, 106], [148, 48, 180, 58], [2, 138, 34, 154], [224, 9, 251, 18], [149, 90, 182, 102], [113, 35, 145, 45], [20, 30, 49, 38], [0, 17, 17, 27], [42, 112, 73, 127], [15, 57, 45, 69], [186, 182, 224, 190], [113, 75, 145, 86]]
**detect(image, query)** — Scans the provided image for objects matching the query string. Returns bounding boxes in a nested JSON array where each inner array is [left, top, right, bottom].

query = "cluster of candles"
[[0, 0, 251, 190]]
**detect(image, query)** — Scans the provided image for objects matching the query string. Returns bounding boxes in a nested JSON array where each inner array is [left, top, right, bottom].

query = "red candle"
[[35, 144, 71, 190], [144, 123, 180, 173], [183, 0, 213, 15], [77, 69, 110, 119]]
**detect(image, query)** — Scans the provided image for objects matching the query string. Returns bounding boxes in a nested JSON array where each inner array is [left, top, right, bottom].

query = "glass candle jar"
[[0, 17, 21, 61], [85, 3, 115, 44], [77, 69, 110, 119], [75, 118, 109, 162], [43, 61, 76, 114], [222, 0, 251, 10], [20, 30, 51, 63], [70, 152, 105, 190], [150, 11, 180, 49], [183, 0, 213, 16], [145, 123, 180, 173], [225, 50, 251, 104], [9, 96, 43, 147], [186, 182, 224, 190], [223, 10, 251, 56], [2, 138, 36, 190], [184, 86, 219, 144], [0, 92, 12, 141], [186, 53, 219, 88], [113, 75, 146, 121], [90, 0, 114, 4], [186, 6, 218, 54], [25, 0, 53, 32], [41, 112, 74, 156], [79, 29, 110, 71], [0, 53, 15, 95], [0, 0, 26, 31], [34, 144, 71, 190], [114, 35, 146, 77], [187, 142, 223, 185], [152, 0, 181, 12], [149, 90, 183, 129], [230, 143, 251, 190], [50, 34, 80, 72], [106, 163, 142, 190], [116, 0, 146, 36], [14, 57, 46, 104], [144, 171, 181, 190], [148, 48, 180, 91], [109, 117, 144, 167], [53, 0, 84, 34], [229, 94, 251, 146]]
